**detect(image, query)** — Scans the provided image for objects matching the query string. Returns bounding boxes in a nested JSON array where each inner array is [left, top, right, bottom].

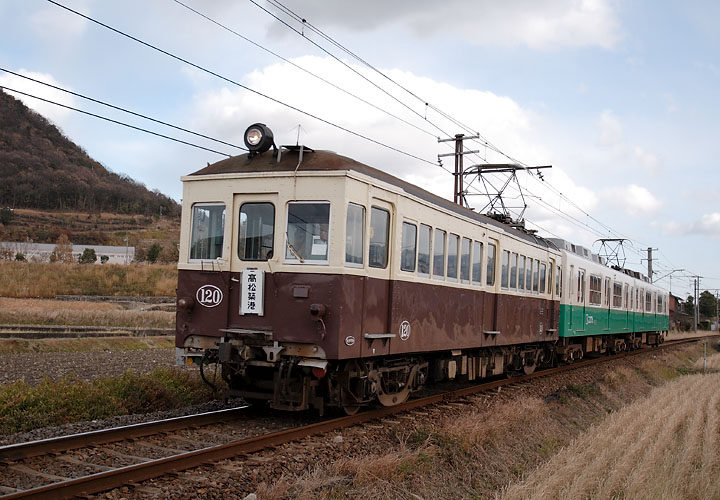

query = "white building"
[[0, 242, 136, 264]]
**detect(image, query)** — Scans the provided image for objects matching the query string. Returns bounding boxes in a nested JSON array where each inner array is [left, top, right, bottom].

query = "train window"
[[613, 282, 622, 308], [447, 234, 459, 281], [589, 275, 602, 305], [637, 289, 641, 311], [369, 207, 390, 268], [418, 224, 431, 276], [533, 260, 540, 294], [539, 263, 547, 294], [238, 203, 274, 261], [518, 256, 526, 291], [556, 266, 562, 297], [624, 284, 629, 310], [510, 253, 518, 290], [645, 291, 652, 312], [486, 243, 496, 286], [472, 241, 483, 284], [501, 250, 510, 288], [285, 202, 330, 264], [460, 238, 471, 282], [526, 258, 533, 293], [432, 229, 446, 278], [656, 294, 662, 313], [190, 203, 226, 260], [401, 222, 417, 272], [345, 204, 365, 267]]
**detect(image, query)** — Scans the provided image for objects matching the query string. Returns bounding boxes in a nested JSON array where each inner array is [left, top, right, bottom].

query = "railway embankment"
[[232, 339, 716, 500]]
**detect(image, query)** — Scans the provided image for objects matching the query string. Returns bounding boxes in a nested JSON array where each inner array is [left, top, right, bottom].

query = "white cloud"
[[0, 70, 76, 126], [601, 184, 661, 217], [662, 213, 720, 237], [596, 109, 623, 148], [266, 0, 622, 50], [633, 146, 659, 175], [188, 56, 544, 200], [690, 213, 720, 235]]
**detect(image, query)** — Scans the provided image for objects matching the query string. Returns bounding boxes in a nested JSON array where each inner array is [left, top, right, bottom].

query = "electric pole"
[[438, 134, 479, 206], [647, 247, 657, 282]]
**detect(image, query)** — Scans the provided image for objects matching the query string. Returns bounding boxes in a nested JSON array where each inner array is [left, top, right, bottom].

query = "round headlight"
[[244, 123, 274, 155], [246, 127, 262, 146]]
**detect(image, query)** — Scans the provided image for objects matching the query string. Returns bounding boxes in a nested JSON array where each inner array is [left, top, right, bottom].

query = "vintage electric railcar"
[[175, 124, 669, 414]]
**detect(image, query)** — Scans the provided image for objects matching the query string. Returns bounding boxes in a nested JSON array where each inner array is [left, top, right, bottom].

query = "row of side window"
[[500, 250, 562, 297], [576, 269, 668, 314], [399, 221, 497, 286]]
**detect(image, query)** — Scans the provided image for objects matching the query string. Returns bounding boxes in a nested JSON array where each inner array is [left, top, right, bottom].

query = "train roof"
[[189, 148, 558, 250]]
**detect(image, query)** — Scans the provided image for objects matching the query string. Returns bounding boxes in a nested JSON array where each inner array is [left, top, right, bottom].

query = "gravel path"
[[0, 348, 177, 385]]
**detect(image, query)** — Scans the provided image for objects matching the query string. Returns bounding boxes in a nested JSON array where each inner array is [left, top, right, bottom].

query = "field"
[[0, 261, 176, 298], [0, 297, 174, 329], [502, 356, 720, 499]]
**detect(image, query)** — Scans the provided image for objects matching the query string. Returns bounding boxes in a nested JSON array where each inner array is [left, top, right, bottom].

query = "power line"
[[46, 0, 438, 167], [171, 0, 439, 141], [0, 86, 233, 157], [0, 67, 248, 152], [248, 0, 449, 135]]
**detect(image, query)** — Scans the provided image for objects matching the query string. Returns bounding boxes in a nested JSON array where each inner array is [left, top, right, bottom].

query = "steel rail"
[[2, 336, 714, 500], [0, 406, 248, 461]]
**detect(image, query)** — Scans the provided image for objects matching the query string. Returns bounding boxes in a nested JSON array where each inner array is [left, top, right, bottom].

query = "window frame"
[[432, 228, 446, 279], [283, 200, 332, 266], [417, 224, 432, 277], [344, 203, 365, 268], [238, 202, 275, 262], [189, 202, 226, 262], [368, 205, 390, 269], [400, 221, 418, 272]]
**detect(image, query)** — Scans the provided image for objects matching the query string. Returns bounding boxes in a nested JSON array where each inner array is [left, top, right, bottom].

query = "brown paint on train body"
[[176, 270, 559, 360]]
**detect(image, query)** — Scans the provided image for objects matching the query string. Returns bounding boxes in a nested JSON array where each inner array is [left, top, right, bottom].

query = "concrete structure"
[[0, 242, 135, 264]]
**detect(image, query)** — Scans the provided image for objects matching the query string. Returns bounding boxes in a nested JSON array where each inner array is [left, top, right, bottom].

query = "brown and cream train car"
[[175, 125, 562, 413]]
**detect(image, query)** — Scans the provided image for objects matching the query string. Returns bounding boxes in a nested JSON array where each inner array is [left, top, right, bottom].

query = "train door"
[[229, 193, 278, 329], [548, 258, 558, 333], [624, 283, 630, 331], [577, 268, 586, 333], [482, 238, 499, 338], [361, 199, 394, 358]]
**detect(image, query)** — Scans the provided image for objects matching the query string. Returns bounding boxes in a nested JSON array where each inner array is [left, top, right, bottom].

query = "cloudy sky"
[[1, 0, 719, 299]]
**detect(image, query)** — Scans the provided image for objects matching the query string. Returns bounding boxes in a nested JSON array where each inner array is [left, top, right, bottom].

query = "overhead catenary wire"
[[0, 85, 233, 156], [0, 67, 249, 152], [45, 0, 438, 167], [258, 0, 652, 247], [170, 0, 440, 141]]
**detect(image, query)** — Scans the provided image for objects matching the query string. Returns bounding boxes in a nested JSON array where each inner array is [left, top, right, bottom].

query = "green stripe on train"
[[559, 304, 669, 338]]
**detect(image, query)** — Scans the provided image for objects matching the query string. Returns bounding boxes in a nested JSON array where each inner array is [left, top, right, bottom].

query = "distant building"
[[0, 242, 135, 264]]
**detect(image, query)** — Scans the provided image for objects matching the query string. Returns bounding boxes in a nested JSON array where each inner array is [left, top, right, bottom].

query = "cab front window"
[[239, 203, 274, 261], [190, 203, 225, 260]]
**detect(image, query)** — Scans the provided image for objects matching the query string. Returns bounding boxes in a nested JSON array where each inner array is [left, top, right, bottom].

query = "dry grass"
[[0, 336, 174, 354], [501, 372, 720, 500], [250, 345, 708, 500], [0, 261, 177, 298], [0, 297, 174, 328]]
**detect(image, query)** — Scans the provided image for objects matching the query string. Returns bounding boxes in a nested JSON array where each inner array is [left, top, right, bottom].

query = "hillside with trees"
[[0, 89, 179, 216]]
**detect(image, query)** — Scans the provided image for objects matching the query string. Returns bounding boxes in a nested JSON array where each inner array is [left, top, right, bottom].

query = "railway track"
[[0, 325, 173, 339], [0, 336, 713, 499]]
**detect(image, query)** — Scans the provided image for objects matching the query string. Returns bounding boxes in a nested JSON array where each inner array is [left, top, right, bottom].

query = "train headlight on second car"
[[244, 123, 275, 157]]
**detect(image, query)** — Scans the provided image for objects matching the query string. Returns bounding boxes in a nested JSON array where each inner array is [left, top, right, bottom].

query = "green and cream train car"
[[549, 238, 669, 361]]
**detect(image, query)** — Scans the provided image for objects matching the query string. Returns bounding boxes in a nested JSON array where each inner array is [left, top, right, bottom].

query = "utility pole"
[[694, 278, 699, 332], [438, 134, 479, 206], [646, 247, 658, 282]]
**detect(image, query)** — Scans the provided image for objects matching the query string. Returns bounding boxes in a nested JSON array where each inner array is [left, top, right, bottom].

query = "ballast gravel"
[[0, 348, 178, 386]]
